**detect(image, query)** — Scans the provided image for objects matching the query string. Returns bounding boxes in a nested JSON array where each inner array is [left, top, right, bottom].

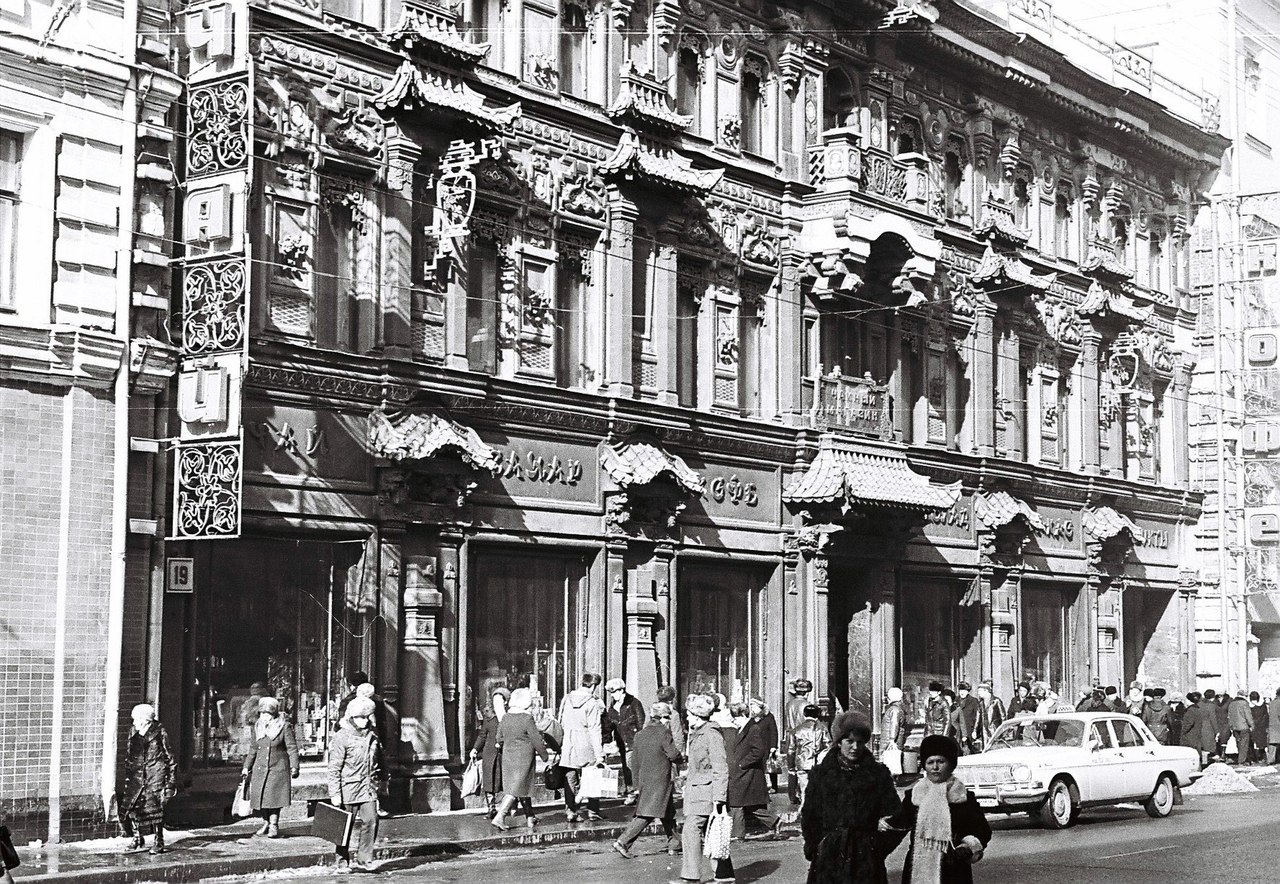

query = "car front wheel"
[[1144, 774, 1176, 819], [1038, 777, 1079, 829]]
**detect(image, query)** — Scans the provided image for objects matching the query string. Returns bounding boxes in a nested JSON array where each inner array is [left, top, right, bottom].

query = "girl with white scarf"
[[878, 735, 991, 884], [240, 696, 300, 838]]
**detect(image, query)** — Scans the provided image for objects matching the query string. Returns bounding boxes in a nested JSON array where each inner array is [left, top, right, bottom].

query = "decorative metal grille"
[[172, 440, 242, 539], [519, 339, 553, 373], [269, 288, 312, 336], [183, 258, 247, 354], [188, 78, 249, 177]]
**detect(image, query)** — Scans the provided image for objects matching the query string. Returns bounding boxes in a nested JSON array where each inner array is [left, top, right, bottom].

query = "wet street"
[[239, 788, 1280, 884]]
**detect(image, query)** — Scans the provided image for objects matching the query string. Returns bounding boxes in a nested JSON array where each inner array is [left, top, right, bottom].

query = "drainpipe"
[[101, 0, 141, 829]]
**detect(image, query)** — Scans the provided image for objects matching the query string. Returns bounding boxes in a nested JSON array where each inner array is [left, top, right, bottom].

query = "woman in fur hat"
[[469, 686, 510, 818], [240, 696, 299, 838], [800, 711, 902, 884], [122, 704, 176, 854], [878, 735, 991, 884]]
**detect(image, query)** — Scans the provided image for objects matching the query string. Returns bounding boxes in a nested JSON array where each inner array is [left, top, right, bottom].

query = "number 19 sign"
[[167, 557, 195, 593]]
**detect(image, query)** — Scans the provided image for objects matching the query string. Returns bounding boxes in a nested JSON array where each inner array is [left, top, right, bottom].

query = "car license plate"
[[978, 797, 998, 809]]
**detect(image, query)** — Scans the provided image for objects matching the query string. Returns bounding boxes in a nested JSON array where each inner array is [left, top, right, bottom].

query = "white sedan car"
[[955, 712, 1202, 829]]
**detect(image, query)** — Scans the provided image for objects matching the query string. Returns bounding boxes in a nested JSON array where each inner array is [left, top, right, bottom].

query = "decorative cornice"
[[0, 320, 126, 390], [600, 130, 723, 195], [385, 1, 491, 67], [605, 61, 692, 134]]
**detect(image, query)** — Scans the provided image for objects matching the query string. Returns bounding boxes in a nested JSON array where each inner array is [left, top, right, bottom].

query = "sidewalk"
[[11, 795, 800, 884]]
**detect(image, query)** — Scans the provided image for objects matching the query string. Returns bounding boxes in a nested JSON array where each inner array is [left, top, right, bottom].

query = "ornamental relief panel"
[[188, 77, 249, 177]]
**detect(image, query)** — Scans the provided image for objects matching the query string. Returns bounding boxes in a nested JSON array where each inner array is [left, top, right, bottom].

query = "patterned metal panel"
[[182, 258, 247, 354], [171, 439, 242, 539], [187, 77, 249, 177]]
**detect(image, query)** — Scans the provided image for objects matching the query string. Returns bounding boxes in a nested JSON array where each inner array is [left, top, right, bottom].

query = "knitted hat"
[[928, 680, 945, 693], [919, 734, 960, 768], [831, 711, 872, 745], [346, 697, 376, 720]]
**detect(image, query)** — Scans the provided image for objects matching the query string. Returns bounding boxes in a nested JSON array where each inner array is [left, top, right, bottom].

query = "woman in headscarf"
[[122, 704, 176, 854], [469, 686, 510, 818], [327, 696, 382, 871], [801, 711, 901, 884], [492, 688, 548, 830], [241, 696, 299, 838], [878, 735, 992, 884]]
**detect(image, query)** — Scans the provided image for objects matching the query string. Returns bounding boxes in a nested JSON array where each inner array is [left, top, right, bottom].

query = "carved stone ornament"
[[172, 440, 242, 539], [188, 78, 250, 177]]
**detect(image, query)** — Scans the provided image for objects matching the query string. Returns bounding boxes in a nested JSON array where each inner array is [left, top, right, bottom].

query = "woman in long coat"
[[801, 712, 902, 884], [492, 688, 548, 830], [241, 696, 299, 837], [728, 708, 776, 838], [675, 694, 732, 884], [122, 704, 177, 855], [613, 702, 683, 857], [879, 735, 991, 884], [1180, 692, 1218, 764], [469, 687, 509, 818]]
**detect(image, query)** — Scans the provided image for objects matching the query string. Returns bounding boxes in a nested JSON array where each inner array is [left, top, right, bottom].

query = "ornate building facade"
[[0, 0, 182, 842], [161, 0, 1225, 811]]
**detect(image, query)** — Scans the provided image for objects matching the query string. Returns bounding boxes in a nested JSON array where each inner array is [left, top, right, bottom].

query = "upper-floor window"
[[676, 44, 702, 123], [315, 187, 367, 352], [625, 0, 651, 71], [741, 61, 765, 155], [0, 131, 19, 310], [322, 0, 382, 27], [942, 150, 964, 219], [466, 0, 499, 44], [676, 265, 702, 407], [1012, 168, 1032, 230], [467, 238, 500, 374], [560, 3, 589, 98], [1054, 183, 1074, 261], [556, 244, 594, 388], [823, 68, 857, 132]]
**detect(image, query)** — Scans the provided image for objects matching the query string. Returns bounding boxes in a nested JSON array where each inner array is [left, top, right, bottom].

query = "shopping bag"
[[461, 759, 482, 797], [579, 764, 620, 799], [0, 825, 20, 870], [703, 811, 732, 860], [312, 802, 354, 849], [1226, 734, 1238, 757], [231, 776, 253, 818]]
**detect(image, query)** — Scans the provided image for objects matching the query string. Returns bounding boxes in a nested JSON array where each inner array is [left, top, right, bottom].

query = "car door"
[[1112, 718, 1160, 798], [1085, 720, 1128, 801]]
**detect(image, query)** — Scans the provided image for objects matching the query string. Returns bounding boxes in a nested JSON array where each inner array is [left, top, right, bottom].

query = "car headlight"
[[1011, 764, 1033, 783]]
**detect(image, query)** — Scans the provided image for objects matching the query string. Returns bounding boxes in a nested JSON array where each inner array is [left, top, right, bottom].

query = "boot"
[[125, 833, 144, 852], [254, 817, 270, 837], [266, 812, 280, 838], [490, 795, 515, 831], [149, 829, 167, 855], [485, 793, 497, 819]]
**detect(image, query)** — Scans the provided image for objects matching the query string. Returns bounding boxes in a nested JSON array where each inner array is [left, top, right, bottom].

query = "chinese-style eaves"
[[368, 410, 500, 472], [386, 2, 491, 66], [975, 490, 1044, 532], [600, 130, 723, 196], [784, 439, 961, 512], [1083, 505, 1147, 544], [601, 436, 706, 495], [373, 60, 520, 131], [606, 61, 692, 134]]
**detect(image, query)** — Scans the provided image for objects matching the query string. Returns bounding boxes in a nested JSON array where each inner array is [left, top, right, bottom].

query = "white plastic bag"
[[461, 759, 482, 797], [231, 780, 253, 818], [703, 811, 732, 860]]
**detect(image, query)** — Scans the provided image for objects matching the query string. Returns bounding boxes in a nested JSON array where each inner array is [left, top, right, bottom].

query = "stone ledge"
[[0, 318, 126, 389]]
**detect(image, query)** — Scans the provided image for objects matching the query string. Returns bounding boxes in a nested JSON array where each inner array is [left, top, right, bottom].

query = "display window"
[[1021, 585, 1071, 696], [677, 562, 769, 705]]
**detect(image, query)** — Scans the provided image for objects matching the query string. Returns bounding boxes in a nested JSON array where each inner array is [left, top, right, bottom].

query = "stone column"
[[398, 550, 451, 811], [777, 242, 806, 422], [625, 559, 661, 707], [605, 192, 638, 397], [809, 554, 831, 708], [1167, 361, 1193, 488], [1176, 584, 1198, 688], [869, 563, 897, 735], [782, 553, 803, 685], [989, 569, 1019, 704], [655, 544, 676, 692], [1079, 329, 1102, 474], [972, 303, 997, 457], [381, 134, 418, 359], [605, 539, 628, 682], [437, 533, 463, 756], [652, 240, 679, 406]]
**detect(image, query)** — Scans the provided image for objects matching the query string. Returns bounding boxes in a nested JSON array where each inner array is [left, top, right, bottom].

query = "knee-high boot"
[[485, 792, 497, 818], [490, 795, 516, 831]]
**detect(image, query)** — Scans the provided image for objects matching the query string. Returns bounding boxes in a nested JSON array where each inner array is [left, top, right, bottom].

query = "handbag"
[[231, 775, 254, 818], [461, 759, 482, 797], [703, 811, 732, 860], [543, 763, 565, 791], [0, 825, 20, 870]]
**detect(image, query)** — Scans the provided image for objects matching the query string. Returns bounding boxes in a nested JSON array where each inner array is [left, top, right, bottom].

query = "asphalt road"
[[246, 790, 1280, 884]]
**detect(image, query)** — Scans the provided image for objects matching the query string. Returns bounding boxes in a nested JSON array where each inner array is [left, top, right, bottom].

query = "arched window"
[[823, 67, 857, 131]]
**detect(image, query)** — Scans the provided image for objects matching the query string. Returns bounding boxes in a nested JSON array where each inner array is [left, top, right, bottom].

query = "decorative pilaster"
[[989, 569, 1019, 705], [400, 551, 451, 811], [604, 540, 628, 681], [1079, 329, 1102, 474], [382, 132, 418, 358], [868, 562, 897, 735], [973, 302, 997, 457], [1094, 575, 1122, 690], [653, 239, 679, 405], [605, 192, 638, 396], [625, 553, 664, 706]]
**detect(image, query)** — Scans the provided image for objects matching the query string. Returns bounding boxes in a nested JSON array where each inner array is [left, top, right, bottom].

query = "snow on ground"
[[1183, 762, 1259, 796]]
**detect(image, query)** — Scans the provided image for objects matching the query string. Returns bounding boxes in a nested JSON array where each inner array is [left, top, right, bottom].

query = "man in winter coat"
[[327, 697, 381, 871], [748, 698, 782, 794], [788, 704, 831, 810], [728, 704, 779, 840], [657, 685, 685, 749], [785, 679, 815, 803], [924, 681, 949, 736], [1228, 690, 1253, 763], [1180, 692, 1218, 765], [1141, 689, 1172, 745], [1268, 688, 1280, 765], [1106, 686, 1126, 713], [604, 678, 647, 803], [975, 681, 1005, 748], [1008, 683, 1037, 717], [612, 703, 682, 859], [557, 673, 605, 822], [1250, 692, 1269, 765], [952, 682, 982, 754], [879, 688, 907, 776], [1210, 690, 1230, 758]]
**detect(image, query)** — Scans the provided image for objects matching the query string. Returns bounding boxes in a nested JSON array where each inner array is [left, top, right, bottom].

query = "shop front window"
[[188, 539, 369, 768], [467, 552, 587, 737], [1022, 586, 1069, 695], [901, 583, 955, 723], [677, 563, 766, 704]]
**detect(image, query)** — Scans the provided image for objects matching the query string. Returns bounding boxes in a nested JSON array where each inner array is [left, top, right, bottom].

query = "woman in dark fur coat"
[[879, 735, 992, 884], [122, 703, 177, 854], [800, 711, 902, 884]]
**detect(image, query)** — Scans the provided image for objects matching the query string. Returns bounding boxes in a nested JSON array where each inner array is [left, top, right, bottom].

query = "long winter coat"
[[243, 719, 299, 811], [631, 721, 681, 819], [327, 724, 380, 805], [800, 749, 902, 884], [1228, 698, 1252, 732], [1252, 703, 1269, 752], [604, 694, 646, 750], [1142, 699, 1172, 744], [683, 720, 728, 816], [1180, 701, 1218, 753], [470, 713, 503, 793], [1269, 700, 1280, 744], [495, 710, 547, 798], [728, 716, 771, 808], [123, 724, 176, 829], [558, 688, 604, 769], [924, 699, 949, 736], [882, 783, 993, 884]]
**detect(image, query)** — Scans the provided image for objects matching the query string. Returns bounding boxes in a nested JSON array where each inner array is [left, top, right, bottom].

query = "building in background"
[[152, 0, 1224, 820], [0, 0, 182, 843], [1055, 0, 1280, 695]]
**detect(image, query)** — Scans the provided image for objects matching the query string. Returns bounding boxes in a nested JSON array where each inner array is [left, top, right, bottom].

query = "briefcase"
[[311, 802, 354, 849]]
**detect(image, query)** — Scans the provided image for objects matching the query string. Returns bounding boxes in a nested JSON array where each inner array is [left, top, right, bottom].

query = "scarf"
[[256, 715, 286, 741], [909, 776, 967, 884]]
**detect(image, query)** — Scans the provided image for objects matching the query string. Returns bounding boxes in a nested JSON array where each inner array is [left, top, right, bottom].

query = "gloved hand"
[[715, 802, 726, 814]]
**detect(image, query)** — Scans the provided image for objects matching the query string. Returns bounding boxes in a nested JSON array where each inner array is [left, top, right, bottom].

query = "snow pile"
[[1239, 765, 1277, 779], [1182, 762, 1259, 796]]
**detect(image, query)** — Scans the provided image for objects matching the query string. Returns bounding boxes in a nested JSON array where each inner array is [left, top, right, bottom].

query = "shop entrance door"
[[677, 563, 767, 705], [1021, 586, 1072, 697]]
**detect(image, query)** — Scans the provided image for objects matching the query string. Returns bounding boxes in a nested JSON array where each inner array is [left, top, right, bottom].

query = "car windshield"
[[989, 718, 1086, 749]]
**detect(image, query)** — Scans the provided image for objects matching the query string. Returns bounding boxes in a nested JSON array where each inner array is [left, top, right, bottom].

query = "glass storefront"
[[187, 538, 368, 768], [466, 551, 588, 743], [677, 562, 767, 704], [1021, 586, 1071, 696], [899, 581, 981, 722]]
